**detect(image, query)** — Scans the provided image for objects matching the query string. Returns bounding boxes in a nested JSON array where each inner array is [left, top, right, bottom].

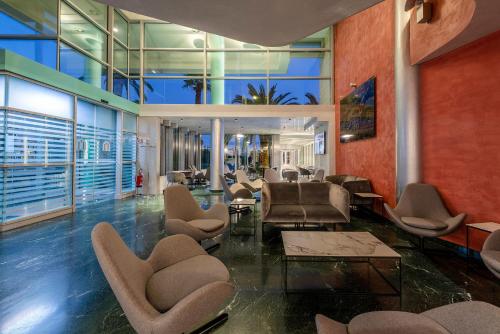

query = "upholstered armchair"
[[219, 175, 253, 202], [316, 301, 500, 334], [384, 183, 466, 249], [310, 169, 325, 182], [263, 168, 281, 183], [92, 223, 234, 334], [235, 170, 263, 192], [164, 185, 229, 248], [481, 229, 500, 279]]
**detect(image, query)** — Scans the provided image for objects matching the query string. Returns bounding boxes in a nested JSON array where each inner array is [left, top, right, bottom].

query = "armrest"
[[240, 182, 259, 193], [483, 229, 500, 251], [202, 203, 229, 226], [152, 281, 234, 334], [147, 234, 207, 272], [315, 314, 348, 334], [444, 213, 466, 234], [329, 184, 350, 223], [384, 203, 403, 224], [233, 188, 253, 199]]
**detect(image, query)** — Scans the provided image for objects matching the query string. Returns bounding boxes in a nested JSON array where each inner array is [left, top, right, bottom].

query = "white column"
[[210, 118, 224, 192], [395, 0, 421, 198]]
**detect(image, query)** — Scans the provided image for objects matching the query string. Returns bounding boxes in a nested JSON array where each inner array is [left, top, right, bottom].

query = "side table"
[[229, 198, 257, 238], [466, 222, 500, 265]]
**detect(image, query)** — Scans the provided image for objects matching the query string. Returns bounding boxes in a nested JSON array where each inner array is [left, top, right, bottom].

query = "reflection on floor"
[[0, 186, 498, 334]]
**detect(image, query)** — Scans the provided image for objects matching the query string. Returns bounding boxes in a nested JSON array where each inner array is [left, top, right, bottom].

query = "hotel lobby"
[[0, 0, 499, 333]]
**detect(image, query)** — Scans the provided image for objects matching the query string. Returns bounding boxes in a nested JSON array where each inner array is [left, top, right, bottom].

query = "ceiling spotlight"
[[236, 134, 244, 138], [113, 27, 119, 33]]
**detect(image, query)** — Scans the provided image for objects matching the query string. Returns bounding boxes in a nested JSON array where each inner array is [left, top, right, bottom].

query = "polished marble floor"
[[0, 186, 498, 334]]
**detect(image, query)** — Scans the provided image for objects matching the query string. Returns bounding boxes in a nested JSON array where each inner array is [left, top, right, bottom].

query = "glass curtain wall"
[[222, 134, 272, 175], [122, 112, 137, 193]]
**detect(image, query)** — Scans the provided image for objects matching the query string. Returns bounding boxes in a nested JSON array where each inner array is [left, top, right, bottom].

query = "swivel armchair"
[[481, 229, 500, 279], [235, 170, 263, 192], [92, 223, 234, 334], [164, 185, 229, 251], [384, 183, 466, 250]]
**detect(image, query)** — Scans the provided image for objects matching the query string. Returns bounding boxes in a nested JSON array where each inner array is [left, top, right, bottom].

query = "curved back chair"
[[481, 229, 500, 279], [264, 168, 280, 183], [297, 166, 311, 178], [235, 170, 263, 192], [311, 169, 325, 182], [92, 222, 234, 334], [384, 183, 466, 247], [164, 185, 229, 243], [219, 175, 253, 202], [282, 169, 299, 182]]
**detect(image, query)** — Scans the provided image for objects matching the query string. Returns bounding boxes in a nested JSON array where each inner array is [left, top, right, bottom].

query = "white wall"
[[137, 117, 162, 195], [314, 121, 331, 174]]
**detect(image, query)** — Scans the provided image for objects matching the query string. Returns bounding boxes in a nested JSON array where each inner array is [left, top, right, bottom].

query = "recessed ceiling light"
[[113, 27, 119, 33]]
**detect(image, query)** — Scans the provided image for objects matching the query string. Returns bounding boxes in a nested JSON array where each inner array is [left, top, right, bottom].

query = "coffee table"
[[281, 231, 401, 296], [466, 222, 500, 265]]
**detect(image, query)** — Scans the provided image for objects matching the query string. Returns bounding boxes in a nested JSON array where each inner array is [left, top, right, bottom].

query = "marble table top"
[[282, 231, 400, 258], [466, 222, 500, 233], [231, 198, 257, 205], [354, 192, 383, 198]]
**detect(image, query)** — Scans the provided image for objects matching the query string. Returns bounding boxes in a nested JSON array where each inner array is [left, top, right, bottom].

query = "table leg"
[[466, 226, 470, 268]]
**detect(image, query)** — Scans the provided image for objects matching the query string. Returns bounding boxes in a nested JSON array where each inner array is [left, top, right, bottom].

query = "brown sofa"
[[261, 182, 350, 233], [325, 175, 372, 206]]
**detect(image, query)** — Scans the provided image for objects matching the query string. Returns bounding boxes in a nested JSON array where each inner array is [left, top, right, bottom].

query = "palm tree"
[[305, 92, 319, 105], [182, 78, 211, 104], [232, 83, 299, 105]]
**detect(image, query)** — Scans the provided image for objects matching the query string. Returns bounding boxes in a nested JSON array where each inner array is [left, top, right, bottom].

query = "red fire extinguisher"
[[136, 169, 144, 195]]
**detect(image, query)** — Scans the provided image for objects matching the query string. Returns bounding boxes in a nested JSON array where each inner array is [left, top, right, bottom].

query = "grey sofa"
[[316, 301, 500, 334], [92, 222, 234, 334], [261, 182, 350, 232], [481, 229, 500, 279], [325, 175, 372, 206]]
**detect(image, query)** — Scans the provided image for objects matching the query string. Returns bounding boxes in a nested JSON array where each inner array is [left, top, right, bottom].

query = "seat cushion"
[[188, 219, 224, 232], [401, 217, 447, 230], [300, 183, 330, 205], [481, 250, 500, 272], [422, 301, 500, 334], [146, 254, 230, 312], [349, 311, 448, 334], [264, 204, 305, 223], [303, 205, 346, 223]]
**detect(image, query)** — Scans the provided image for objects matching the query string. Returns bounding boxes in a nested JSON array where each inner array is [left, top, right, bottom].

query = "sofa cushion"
[[401, 217, 447, 230], [325, 175, 347, 185], [481, 250, 500, 272], [188, 219, 224, 232], [349, 311, 449, 334], [300, 183, 330, 205], [146, 254, 229, 312], [263, 204, 305, 223], [268, 183, 300, 204], [421, 301, 500, 334], [303, 205, 346, 223]]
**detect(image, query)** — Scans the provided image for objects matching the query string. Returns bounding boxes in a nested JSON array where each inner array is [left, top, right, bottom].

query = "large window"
[[122, 112, 136, 193], [59, 43, 107, 90]]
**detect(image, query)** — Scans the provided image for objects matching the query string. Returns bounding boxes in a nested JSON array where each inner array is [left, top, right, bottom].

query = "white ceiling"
[[98, 0, 383, 46]]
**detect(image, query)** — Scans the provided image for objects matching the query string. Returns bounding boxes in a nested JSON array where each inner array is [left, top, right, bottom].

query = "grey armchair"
[[481, 229, 500, 279], [235, 170, 263, 192], [384, 183, 466, 249], [92, 222, 234, 334], [164, 185, 229, 248], [316, 301, 500, 334]]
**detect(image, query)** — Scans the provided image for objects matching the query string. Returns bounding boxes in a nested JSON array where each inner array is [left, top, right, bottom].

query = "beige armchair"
[[164, 185, 229, 251], [263, 168, 281, 183], [310, 169, 325, 182], [316, 301, 500, 334], [481, 229, 500, 279], [92, 223, 234, 334], [219, 175, 253, 202], [384, 183, 466, 250], [235, 170, 263, 192]]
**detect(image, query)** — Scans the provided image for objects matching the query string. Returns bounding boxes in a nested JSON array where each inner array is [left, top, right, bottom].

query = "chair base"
[[203, 242, 221, 253], [191, 313, 229, 334]]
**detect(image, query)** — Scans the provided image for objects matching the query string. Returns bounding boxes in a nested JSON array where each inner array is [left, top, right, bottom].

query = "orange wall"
[[334, 0, 396, 206], [420, 30, 500, 248]]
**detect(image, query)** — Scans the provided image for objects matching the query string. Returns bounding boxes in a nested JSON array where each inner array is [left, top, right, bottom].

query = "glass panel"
[[1, 166, 72, 222], [121, 162, 135, 193], [200, 134, 211, 169], [144, 78, 205, 104], [113, 10, 128, 46], [60, 2, 107, 61], [0, 39, 57, 69], [207, 33, 263, 49], [129, 22, 140, 49], [144, 23, 204, 48], [271, 27, 331, 49], [0, 109, 5, 163], [122, 132, 136, 161], [129, 51, 140, 76], [0, 0, 58, 35], [207, 52, 267, 77], [269, 79, 330, 105], [113, 71, 128, 99], [59, 43, 107, 90], [207, 79, 267, 105], [129, 78, 141, 104], [0, 75, 4, 106], [144, 51, 204, 76], [7, 77, 74, 119], [269, 51, 330, 77], [4, 110, 73, 164], [123, 113, 137, 133], [113, 41, 128, 73], [67, 0, 107, 28]]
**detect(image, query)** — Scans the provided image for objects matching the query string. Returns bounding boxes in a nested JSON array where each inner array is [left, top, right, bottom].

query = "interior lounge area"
[[0, 0, 499, 333]]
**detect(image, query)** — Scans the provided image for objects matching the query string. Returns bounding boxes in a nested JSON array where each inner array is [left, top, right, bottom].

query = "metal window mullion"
[[108, 7, 114, 92], [59, 38, 109, 67], [62, 0, 110, 35], [139, 20, 144, 103], [72, 95, 77, 210], [203, 31, 207, 104], [0, 35, 57, 40]]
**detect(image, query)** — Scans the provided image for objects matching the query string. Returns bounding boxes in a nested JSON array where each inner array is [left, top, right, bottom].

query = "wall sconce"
[[405, 0, 432, 24], [350, 83, 357, 88]]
